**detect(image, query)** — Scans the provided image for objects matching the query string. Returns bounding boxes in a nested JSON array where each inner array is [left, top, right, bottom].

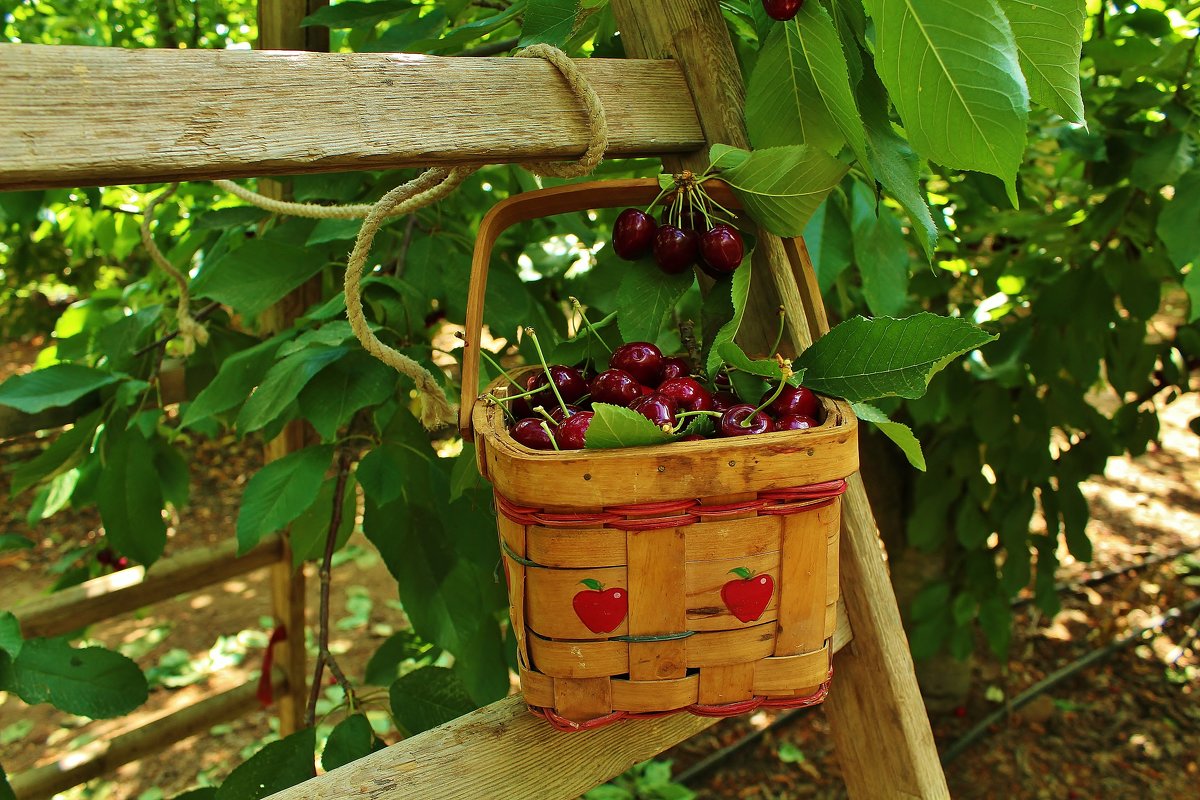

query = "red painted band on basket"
[[494, 479, 848, 528]]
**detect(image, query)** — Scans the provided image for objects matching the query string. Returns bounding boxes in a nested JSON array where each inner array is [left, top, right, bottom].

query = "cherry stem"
[[675, 410, 724, 419], [540, 420, 561, 451], [523, 327, 570, 416], [744, 367, 794, 427], [533, 406, 558, 424], [476, 347, 523, 390], [482, 393, 518, 422], [645, 185, 671, 215], [770, 305, 786, 357], [569, 297, 614, 354]]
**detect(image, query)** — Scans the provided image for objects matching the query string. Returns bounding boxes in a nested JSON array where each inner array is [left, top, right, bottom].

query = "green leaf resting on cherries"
[[710, 143, 848, 237], [584, 403, 677, 450], [681, 413, 715, 438], [851, 401, 927, 472], [795, 314, 998, 402]]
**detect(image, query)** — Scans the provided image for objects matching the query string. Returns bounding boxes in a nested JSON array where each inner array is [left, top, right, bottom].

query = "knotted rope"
[[141, 183, 210, 355], [147, 45, 607, 429]]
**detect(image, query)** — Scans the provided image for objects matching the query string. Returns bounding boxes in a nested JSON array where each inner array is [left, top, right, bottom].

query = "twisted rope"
[[140, 183, 209, 355], [147, 45, 607, 429]]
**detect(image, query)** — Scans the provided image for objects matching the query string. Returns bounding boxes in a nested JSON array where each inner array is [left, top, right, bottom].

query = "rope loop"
[[513, 44, 608, 178], [141, 183, 210, 355]]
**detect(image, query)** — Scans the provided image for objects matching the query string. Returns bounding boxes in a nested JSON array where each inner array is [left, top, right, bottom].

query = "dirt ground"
[[0, 338, 1197, 799]]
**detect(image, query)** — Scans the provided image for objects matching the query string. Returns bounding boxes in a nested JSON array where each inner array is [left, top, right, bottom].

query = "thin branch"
[[133, 300, 221, 357], [304, 449, 356, 728]]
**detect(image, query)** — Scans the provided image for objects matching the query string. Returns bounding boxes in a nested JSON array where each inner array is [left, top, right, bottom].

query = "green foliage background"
[[0, 0, 1197, 794]]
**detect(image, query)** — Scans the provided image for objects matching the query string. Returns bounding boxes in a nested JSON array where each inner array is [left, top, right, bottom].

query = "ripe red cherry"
[[550, 405, 583, 423], [97, 548, 116, 566], [530, 365, 589, 407], [657, 357, 691, 385], [662, 207, 707, 232], [612, 209, 656, 260], [762, 0, 803, 22], [630, 394, 678, 428], [555, 411, 594, 450], [719, 405, 772, 437], [761, 385, 821, 419], [510, 418, 556, 450], [508, 372, 541, 419], [590, 369, 644, 407], [711, 391, 739, 413], [699, 224, 745, 277], [775, 414, 819, 431], [657, 377, 715, 413], [610, 342, 664, 386], [653, 225, 699, 274]]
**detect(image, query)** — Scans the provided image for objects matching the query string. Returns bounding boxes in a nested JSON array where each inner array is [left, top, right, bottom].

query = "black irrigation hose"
[[940, 596, 1200, 765], [1012, 544, 1200, 608]]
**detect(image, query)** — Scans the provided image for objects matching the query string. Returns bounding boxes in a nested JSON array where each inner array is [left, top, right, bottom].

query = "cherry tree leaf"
[[704, 255, 753, 376], [616, 262, 696, 347], [711, 144, 848, 236], [585, 403, 676, 449], [0, 639, 147, 719], [215, 728, 316, 800], [389, 666, 476, 735], [863, 0, 1029, 204], [236, 445, 332, 554], [851, 401, 926, 471], [0, 364, 118, 414], [998, 0, 1086, 124]]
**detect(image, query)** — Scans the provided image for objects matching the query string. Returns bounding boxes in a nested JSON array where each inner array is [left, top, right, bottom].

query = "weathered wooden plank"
[[266, 612, 851, 800], [0, 45, 705, 190], [13, 535, 283, 639]]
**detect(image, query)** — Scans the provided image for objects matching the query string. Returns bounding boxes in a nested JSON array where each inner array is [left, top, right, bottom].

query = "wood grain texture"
[[774, 508, 829, 656], [14, 535, 283, 639], [0, 46, 704, 190], [625, 527, 688, 680]]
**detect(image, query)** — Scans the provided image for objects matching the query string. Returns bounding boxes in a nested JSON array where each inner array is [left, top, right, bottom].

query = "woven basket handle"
[[460, 178, 744, 438]]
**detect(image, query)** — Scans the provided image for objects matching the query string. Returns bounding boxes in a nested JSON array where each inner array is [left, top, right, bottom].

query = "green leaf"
[[585, 403, 676, 449], [1131, 133, 1195, 191], [997, 0, 1085, 124], [745, 4, 871, 175], [863, 0, 1029, 203], [364, 631, 439, 686], [858, 59, 938, 258], [0, 364, 118, 414], [804, 198, 855, 291], [236, 347, 349, 435], [705, 258, 754, 376], [10, 409, 101, 496], [712, 144, 848, 236], [616, 263, 696, 346], [97, 430, 167, 566], [182, 337, 287, 428], [978, 596, 1011, 657], [716, 341, 800, 385], [1184, 269, 1200, 325], [1057, 482, 1091, 562], [449, 444, 484, 504], [729, 567, 753, 580], [171, 791, 217, 800], [520, 0, 579, 47], [215, 728, 316, 800], [322, 714, 382, 772], [288, 475, 357, 567], [0, 639, 147, 718], [1158, 171, 1200, 272], [389, 666, 476, 735], [795, 313, 998, 402], [851, 402, 926, 471], [0, 535, 33, 555], [850, 182, 910, 316], [0, 612, 21, 659], [236, 446, 333, 554], [298, 352, 396, 441], [191, 239, 328, 320], [301, 0, 414, 28]]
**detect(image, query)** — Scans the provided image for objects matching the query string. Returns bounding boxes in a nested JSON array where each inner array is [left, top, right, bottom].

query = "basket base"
[[528, 671, 833, 732]]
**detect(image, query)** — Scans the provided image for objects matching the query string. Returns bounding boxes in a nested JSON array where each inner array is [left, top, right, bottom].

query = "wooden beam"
[[13, 535, 283, 639], [0, 45, 705, 191], [265, 608, 850, 800], [9, 673, 284, 800], [609, 4, 949, 798]]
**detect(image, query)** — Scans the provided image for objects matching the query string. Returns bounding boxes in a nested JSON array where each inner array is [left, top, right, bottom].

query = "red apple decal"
[[721, 568, 774, 623], [573, 579, 628, 634]]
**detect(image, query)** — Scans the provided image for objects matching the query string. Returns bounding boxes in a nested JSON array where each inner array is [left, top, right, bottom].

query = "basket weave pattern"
[[497, 482, 845, 730]]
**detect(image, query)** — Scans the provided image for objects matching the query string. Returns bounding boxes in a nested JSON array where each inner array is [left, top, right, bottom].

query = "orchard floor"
[[0, 339, 1196, 800]]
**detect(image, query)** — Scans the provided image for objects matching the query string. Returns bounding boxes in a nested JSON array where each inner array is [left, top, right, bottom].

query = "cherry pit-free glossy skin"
[[762, 385, 821, 420], [612, 209, 656, 260], [699, 224, 745, 277], [720, 404, 773, 437], [657, 376, 715, 413], [610, 342, 664, 386], [653, 225, 700, 274], [775, 414, 818, 431], [555, 411, 594, 450], [589, 368, 644, 406], [762, 0, 803, 21], [531, 365, 589, 407], [510, 417, 555, 450], [630, 393, 678, 428], [657, 356, 691, 385]]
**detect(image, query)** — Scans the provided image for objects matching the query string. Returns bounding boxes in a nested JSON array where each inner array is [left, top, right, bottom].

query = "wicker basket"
[[460, 179, 859, 730]]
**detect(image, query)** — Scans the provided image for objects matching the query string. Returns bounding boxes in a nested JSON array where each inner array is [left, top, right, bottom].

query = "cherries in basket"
[[484, 321, 823, 452], [613, 171, 745, 279]]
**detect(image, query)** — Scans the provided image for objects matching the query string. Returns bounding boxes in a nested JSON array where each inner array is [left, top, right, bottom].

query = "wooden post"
[[256, 0, 329, 736], [609, 3, 949, 797]]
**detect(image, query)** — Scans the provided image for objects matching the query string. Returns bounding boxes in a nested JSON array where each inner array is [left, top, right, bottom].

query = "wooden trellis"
[[1, 2, 950, 798]]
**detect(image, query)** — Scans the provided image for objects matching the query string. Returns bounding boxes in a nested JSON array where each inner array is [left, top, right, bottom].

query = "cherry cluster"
[[762, 0, 804, 21], [612, 208, 745, 278], [497, 334, 823, 452]]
